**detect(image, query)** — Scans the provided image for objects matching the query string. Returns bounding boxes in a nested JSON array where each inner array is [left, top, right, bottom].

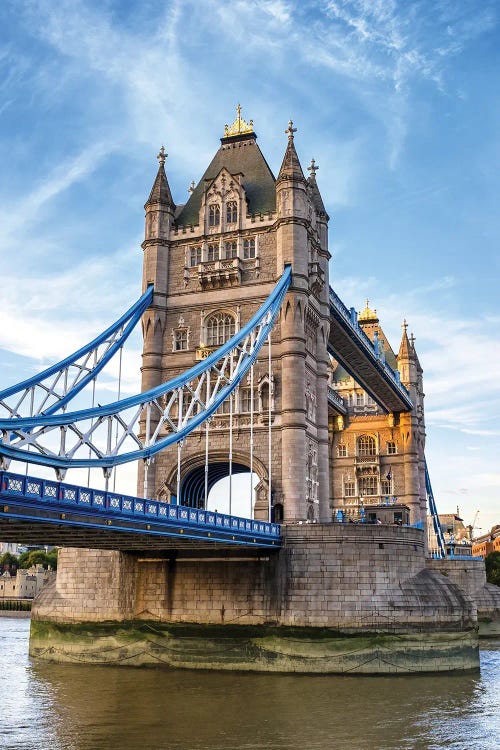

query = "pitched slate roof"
[[175, 135, 276, 227]]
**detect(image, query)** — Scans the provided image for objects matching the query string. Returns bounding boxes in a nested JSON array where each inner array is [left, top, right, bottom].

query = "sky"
[[0, 0, 498, 532]]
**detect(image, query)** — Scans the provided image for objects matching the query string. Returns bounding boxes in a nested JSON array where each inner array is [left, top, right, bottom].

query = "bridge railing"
[[327, 386, 346, 413], [329, 287, 411, 404], [0, 471, 281, 540]]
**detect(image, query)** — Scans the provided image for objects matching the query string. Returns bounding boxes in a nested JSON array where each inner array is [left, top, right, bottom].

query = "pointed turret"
[[397, 319, 420, 392], [306, 158, 329, 219], [145, 146, 174, 208], [398, 319, 412, 360], [410, 332, 423, 374], [142, 146, 175, 298], [277, 121, 306, 183]]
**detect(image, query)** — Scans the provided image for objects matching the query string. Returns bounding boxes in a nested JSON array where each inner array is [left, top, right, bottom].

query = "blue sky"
[[0, 0, 498, 531]]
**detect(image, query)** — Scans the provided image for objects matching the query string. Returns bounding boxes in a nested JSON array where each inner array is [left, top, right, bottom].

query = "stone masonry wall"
[[33, 549, 135, 623], [33, 526, 476, 634], [427, 557, 500, 635]]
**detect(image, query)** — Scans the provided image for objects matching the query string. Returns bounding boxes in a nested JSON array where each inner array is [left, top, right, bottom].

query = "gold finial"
[[286, 120, 297, 140], [157, 145, 167, 166], [224, 104, 255, 138], [358, 300, 378, 322], [307, 158, 319, 178]]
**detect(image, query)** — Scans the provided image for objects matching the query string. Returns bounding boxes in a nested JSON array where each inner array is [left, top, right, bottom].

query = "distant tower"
[[138, 108, 330, 522], [329, 302, 426, 524]]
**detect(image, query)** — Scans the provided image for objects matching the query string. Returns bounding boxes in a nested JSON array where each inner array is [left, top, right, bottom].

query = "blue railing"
[[0, 471, 281, 541], [429, 552, 475, 561], [329, 286, 412, 407]]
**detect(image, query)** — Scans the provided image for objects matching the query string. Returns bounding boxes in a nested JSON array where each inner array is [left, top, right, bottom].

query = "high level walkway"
[[328, 287, 413, 413]]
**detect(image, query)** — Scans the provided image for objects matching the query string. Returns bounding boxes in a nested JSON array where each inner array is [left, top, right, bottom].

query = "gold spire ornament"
[[224, 104, 254, 137], [358, 300, 378, 322]]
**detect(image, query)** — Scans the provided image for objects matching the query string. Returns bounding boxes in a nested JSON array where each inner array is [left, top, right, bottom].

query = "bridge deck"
[[329, 288, 413, 413], [0, 472, 281, 551]]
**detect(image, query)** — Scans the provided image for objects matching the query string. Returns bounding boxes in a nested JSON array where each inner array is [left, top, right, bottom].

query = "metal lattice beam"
[[0, 285, 153, 420], [0, 268, 291, 471]]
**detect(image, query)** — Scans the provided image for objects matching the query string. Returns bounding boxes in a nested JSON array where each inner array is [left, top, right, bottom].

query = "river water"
[[0, 618, 499, 750]]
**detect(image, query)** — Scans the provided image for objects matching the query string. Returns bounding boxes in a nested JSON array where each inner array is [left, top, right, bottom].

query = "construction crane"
[[468, 511, 481, 541]]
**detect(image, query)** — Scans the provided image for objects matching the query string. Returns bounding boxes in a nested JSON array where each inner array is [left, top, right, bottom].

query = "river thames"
[[0, 618, 498, 750]]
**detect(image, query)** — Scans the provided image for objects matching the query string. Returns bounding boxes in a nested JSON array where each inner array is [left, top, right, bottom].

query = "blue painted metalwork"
[[0, 285, 153, 418], [0, 470, 281, 547], [0, 268, 291, 470], [425, 458, 446, 558], [328, 286, 413, 410]]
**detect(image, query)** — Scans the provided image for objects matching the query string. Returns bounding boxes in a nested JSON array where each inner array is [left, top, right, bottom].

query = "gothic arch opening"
[[166, 452, 268, 517]]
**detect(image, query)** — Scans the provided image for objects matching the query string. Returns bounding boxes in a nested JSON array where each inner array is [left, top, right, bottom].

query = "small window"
[[207, 243, 219, 261], [189, 246, 202, 267], [243, 238, 256, 259], [359, 476, 377, 496], [174, 330, 188, 351], [387, 441, 397, 455], [344, 481, 355, 497], [381, 478, 392, 495], [240, 387, 254, 413], [217, 397, 231, 414], [337, 444, 347, 457], [226, 201, 237, 224], [356, 392, 364, 406], [224, 241, 237, 259], [209, 204, 220, 227]]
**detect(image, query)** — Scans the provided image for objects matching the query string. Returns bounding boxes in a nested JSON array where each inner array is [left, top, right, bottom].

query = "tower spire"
[[398, 319, 412, 360], [145, 145, 174, 207], [277, 120, 305, 182]]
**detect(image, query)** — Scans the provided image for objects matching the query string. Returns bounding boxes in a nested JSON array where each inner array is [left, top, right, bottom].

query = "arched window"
[[273, 503, 284, 523], [337, 443, 347, 457], [357, 435, 376, 456], [226, 201, 237, 224], [209, 204, 220, 227], [205, 311, 236, 347], [260, 382, 269, 412]]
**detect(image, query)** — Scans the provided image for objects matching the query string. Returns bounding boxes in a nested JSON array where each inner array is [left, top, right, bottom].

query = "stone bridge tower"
[[139, 108, 331, 522]]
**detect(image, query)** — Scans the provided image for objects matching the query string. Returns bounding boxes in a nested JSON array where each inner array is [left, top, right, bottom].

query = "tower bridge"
[[3, 107, 498, 673]]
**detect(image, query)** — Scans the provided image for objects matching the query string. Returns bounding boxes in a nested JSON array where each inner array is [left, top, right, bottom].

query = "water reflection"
[[1, 619, 499, 750]]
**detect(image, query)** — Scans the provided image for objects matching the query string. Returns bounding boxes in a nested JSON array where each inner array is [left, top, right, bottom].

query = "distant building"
[[0, 542, 22, 555], [0, 565, 55, 599], [473, 526, 500, 558], [426, 510, 473, 557]]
